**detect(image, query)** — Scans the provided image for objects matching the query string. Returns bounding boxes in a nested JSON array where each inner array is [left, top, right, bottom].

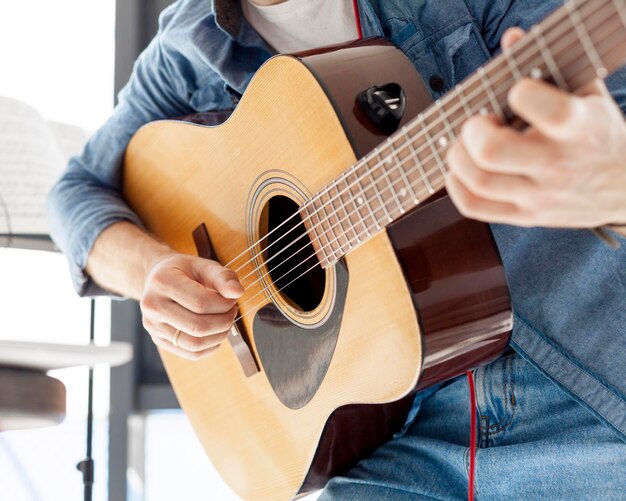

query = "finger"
[[152, 335, 220, 361], [191, 259, 244, 299], [446, 172, 534, 226], [460, 115, 552, 176], [501, 27, 525, 50], [508, 78, 586, 141], [162, 267, 238, 314], [163, 324, 230, 352], [447, 140, 537, 205], [142, 294, 238, 337], [576, 77, 611, 98]]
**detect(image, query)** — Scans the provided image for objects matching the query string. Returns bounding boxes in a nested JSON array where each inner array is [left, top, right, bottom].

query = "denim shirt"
[[47, 0, 626, 440]]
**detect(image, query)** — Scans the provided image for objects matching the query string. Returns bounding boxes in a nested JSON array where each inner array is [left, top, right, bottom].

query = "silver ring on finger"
[[173, 329, 182, 348]]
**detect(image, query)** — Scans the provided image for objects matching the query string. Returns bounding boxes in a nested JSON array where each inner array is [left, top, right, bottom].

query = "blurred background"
[[0, 1, 258, 499]]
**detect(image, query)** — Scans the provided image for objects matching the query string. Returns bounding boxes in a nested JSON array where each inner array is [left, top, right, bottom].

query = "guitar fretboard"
[[303, 0, 626, 268]]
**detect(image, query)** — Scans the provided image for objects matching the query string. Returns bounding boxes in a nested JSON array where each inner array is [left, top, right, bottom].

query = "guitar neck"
[[304, 0, 626, 268]]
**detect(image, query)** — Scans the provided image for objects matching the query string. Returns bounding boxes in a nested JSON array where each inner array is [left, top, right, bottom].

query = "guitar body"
[[124, 40, 511, 500]]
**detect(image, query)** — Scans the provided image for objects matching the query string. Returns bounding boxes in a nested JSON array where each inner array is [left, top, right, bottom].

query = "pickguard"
[[253, 260, 349, 409]]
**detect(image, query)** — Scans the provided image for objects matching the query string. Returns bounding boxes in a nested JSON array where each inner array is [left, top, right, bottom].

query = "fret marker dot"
[[400, 188, 407, 198], [357, 196, 364, 205], [438, 136, 448, 148], [531, 67, 542, 80], [480, 108, 488, 117]]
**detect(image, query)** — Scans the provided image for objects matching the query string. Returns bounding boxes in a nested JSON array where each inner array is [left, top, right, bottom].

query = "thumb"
[[213, 268, 244, 299], [193, 259, 244, 299]]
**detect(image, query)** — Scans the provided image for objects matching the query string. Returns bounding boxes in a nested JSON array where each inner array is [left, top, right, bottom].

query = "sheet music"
[[0, 96, 88, 236]]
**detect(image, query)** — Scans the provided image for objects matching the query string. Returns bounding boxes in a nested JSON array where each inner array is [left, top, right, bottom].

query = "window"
[[0, 1, 115, 500]]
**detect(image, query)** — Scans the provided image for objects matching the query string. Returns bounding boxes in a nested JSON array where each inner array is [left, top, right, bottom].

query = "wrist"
[[87, 221, 177, 299]]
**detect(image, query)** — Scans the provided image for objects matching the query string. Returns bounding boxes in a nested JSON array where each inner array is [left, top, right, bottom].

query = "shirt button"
[[429, 75, 445, 92]]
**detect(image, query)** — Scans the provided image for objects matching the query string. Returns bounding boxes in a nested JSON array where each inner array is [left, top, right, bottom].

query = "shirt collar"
[[213, 0, 383, 40], [213, 0, 242, 39]]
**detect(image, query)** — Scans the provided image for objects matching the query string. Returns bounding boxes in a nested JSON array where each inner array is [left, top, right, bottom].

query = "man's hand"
[[86, 221, 244, 361], [140, 254, 244, 360], [445, 27, 626, 228]]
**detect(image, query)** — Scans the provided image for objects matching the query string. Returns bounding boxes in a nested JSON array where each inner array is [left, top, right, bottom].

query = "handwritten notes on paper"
[[0, 97, 88, 237]]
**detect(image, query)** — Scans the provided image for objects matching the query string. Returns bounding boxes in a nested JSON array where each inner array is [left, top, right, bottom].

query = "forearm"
[[85, 221, 176, 300]]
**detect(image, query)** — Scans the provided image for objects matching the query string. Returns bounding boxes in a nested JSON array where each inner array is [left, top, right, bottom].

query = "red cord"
[[467, 371, 477, 501], [352, 0, 363, 39]]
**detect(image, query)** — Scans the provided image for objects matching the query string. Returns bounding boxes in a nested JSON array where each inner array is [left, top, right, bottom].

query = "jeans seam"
[[327, 478, 448, 500], [480, 356, 517, 436], [486, 356, 510, 429], [463, 446, 470, 477]]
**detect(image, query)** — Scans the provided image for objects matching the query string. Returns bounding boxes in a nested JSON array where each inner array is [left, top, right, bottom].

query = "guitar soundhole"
[[261, 195, 325, 312]]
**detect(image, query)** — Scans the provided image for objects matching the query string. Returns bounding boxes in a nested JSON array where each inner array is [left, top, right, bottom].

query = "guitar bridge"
[[192, 223, 260, 378]]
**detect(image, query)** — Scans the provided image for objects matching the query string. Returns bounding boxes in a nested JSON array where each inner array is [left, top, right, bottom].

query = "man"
[[48, 0, 626, 498]]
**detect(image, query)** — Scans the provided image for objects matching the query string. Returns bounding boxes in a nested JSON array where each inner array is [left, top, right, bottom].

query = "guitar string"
[[232, 6, 622, 306], [223, 0, 615, 281], [229, 5, 620, 297], [231, 29, 623, 322], [224, 0, 615, 284], [220, 0, 604, 274], [229, 4, 615, 297], [232, 19, 624, 325]]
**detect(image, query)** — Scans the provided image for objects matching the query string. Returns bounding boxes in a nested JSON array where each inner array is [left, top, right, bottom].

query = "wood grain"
[[124, 55, 422, 500]]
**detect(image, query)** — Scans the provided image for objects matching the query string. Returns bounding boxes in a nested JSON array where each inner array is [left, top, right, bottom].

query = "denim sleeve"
[[465, 0, 626, 114], [47, 3, 204, 297], [464, 0, 563, 54], [607, 66, 626, 117]]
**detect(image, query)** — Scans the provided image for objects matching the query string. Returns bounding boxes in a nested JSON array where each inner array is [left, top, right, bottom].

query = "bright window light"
[[0, 1, 115, 500]]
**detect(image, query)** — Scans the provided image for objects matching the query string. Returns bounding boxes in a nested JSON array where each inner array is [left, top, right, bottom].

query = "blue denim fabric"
[[319, 352, 626, 500], [46, 0, 626, 443]]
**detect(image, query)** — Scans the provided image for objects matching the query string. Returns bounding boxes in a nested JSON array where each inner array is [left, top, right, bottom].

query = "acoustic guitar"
[[123, 0, 626, 498]]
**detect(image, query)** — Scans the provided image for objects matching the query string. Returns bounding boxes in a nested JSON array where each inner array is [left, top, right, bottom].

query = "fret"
[[456, 84, 474, 118], [612, 0, 626, 31], [343, 168, 370, 239], [376, 147, 405, 215], [381, 141, 411, 207], [406, 124, 434, 194], [317, 192, 342, 260], [504, 47, 523, 82], [305, 203, 332, 266], [437, 99, 456, 147], [421, 118, 447, 178], [348, 178, 367, 235], [566, 0, 608, 78], [299, 205, 321, 265], [389, 142, 411, 205], [478, 67, 505, 120], [464, 76, 489, 116], [531, 24, 569, 90], [365, 157, 393, 223], [328, 183, 353, 252], [399, 126, 420, 205], [332, 176, 359, 246], [351, 164, 379, 231]]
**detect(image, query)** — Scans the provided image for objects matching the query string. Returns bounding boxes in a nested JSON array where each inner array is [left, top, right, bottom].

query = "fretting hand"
[[445, 27, 626, 228]]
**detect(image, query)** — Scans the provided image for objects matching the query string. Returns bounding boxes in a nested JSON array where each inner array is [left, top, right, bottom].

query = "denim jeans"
[[319, 352, 626, 500]]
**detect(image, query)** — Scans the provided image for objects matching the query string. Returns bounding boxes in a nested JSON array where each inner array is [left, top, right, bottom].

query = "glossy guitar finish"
[[123, 40, 511, 500]]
